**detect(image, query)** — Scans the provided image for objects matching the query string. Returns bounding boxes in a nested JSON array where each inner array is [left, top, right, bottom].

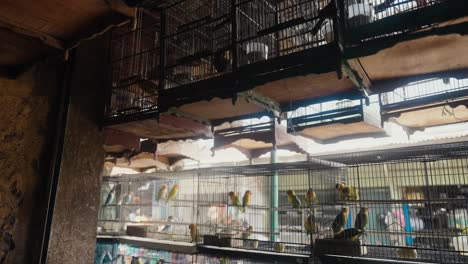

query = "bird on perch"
[[332, 207, 349, 234], [305, 214, 318, 235], [156, 184, 168, 203], [166, 184, 179, 203], [228, 191, 244, 212], [104, 185, 116, 206], [305, 188, 317, 205], [287, 190, 302, 214], [336, 183, 359, 201], [355, 207, 369, 231], [189, 224, 201, 243], [242, 190, 252, 212]]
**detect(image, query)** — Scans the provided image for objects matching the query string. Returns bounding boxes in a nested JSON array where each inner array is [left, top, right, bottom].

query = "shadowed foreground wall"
[[0, 60, 60, 263], [46, 36, 107, 263]]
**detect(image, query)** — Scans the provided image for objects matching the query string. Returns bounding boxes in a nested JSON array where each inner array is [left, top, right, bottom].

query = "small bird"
[[305, 189, 317, 205], [104, 186, 116, 206], [166, 184, 179, 203], [242, 190, 252, 212], [189, 224, 201, 243], [156, 184, 168, 203], [242, 225, 253, 239], [305, 214, 318, 235], [213, 50, 230, 73], [274, 242, 285, 253], [102, 251, 112, 263], [122, 192, 133, 205], [336, 183, 359, 201], [334, 227, 363, 240], [397, 248, 418, 259], [332, 207, 349, 234], [160, 216, 174, 233], [286, 190, 302, 214], [355, 207, 369, 231], [228, 191, 244, 212]]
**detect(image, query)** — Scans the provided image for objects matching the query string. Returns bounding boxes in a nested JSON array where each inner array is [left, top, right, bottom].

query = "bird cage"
[[195, 161, 340, 256], [161, 0, 335, 91], [95, 240, 196, 263], [163, 0, 232, 89], [287, 98, 384, 143], [379, 77, 468, 134], [97, 170, 198, 243], [106, 8, 161, 120], [315, 141, 468, 263]]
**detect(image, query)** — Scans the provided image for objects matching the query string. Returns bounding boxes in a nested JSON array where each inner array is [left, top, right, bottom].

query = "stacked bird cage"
[[163, 0, 232, 89], [315, 142, 468, 263], [196, 161, 341, 255], [97, 170, 198, 243], [106, 8, 160, 120]]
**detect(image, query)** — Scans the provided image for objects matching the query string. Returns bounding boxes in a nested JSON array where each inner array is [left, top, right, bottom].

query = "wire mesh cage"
[[315, 142, 468, 263], [106, 8, 161, 119], [161, 0, 335, 90], [379, 77, 468, 128], [195, 161, 342, 255], [286, 98, 383, 143], [98, 170, 198, 243], [344, 0, 441, 29]]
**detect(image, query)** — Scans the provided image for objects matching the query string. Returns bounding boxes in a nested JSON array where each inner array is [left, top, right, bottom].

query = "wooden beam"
[[0, 20, 64, 50], [341, 60, 371, 99], [166, 107, 211, 126]]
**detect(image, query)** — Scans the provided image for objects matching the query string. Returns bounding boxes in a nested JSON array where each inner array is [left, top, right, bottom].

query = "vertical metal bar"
[[270, 145, 278, 242], [231, 0, 238, 72], [158, 7, 167, 115]]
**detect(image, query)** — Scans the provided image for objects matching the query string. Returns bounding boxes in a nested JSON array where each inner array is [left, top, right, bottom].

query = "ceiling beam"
[[341, 60, 371, 101], [166, 107, 211, 126], [0, 20, 64, 50]]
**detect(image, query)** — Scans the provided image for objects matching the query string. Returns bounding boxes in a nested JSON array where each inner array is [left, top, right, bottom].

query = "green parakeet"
[[228, 191, 244, 212], [332, 207, 349, 234], [305, 188, 317, 205], [156, 184, 168, 202], [242, 190, 252, 212], [287, 190, 302, 214], [355, 207, 369, 231], [166, 184, 179, 203]]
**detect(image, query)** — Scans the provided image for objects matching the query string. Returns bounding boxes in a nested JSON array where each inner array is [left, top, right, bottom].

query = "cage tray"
[[314, 239, 367, 257]]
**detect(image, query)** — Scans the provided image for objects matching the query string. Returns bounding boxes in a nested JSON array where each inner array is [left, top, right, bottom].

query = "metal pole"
[[270, 145, 278, 242]]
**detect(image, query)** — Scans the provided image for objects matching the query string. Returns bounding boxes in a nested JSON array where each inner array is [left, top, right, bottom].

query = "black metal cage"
[[105, 8, 161, 120]]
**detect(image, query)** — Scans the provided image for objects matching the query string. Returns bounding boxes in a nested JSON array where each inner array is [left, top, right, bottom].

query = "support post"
[[270, 146, 278, 242]]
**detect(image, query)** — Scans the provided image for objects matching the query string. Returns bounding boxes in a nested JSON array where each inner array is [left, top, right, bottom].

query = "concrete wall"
[[46, 35, 108, 263], [0, 60, 60, 263]]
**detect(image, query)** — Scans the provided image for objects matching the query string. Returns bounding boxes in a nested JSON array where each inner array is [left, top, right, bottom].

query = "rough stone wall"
[[46, 36, 107, 264], [0, 61, 60, 263]]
